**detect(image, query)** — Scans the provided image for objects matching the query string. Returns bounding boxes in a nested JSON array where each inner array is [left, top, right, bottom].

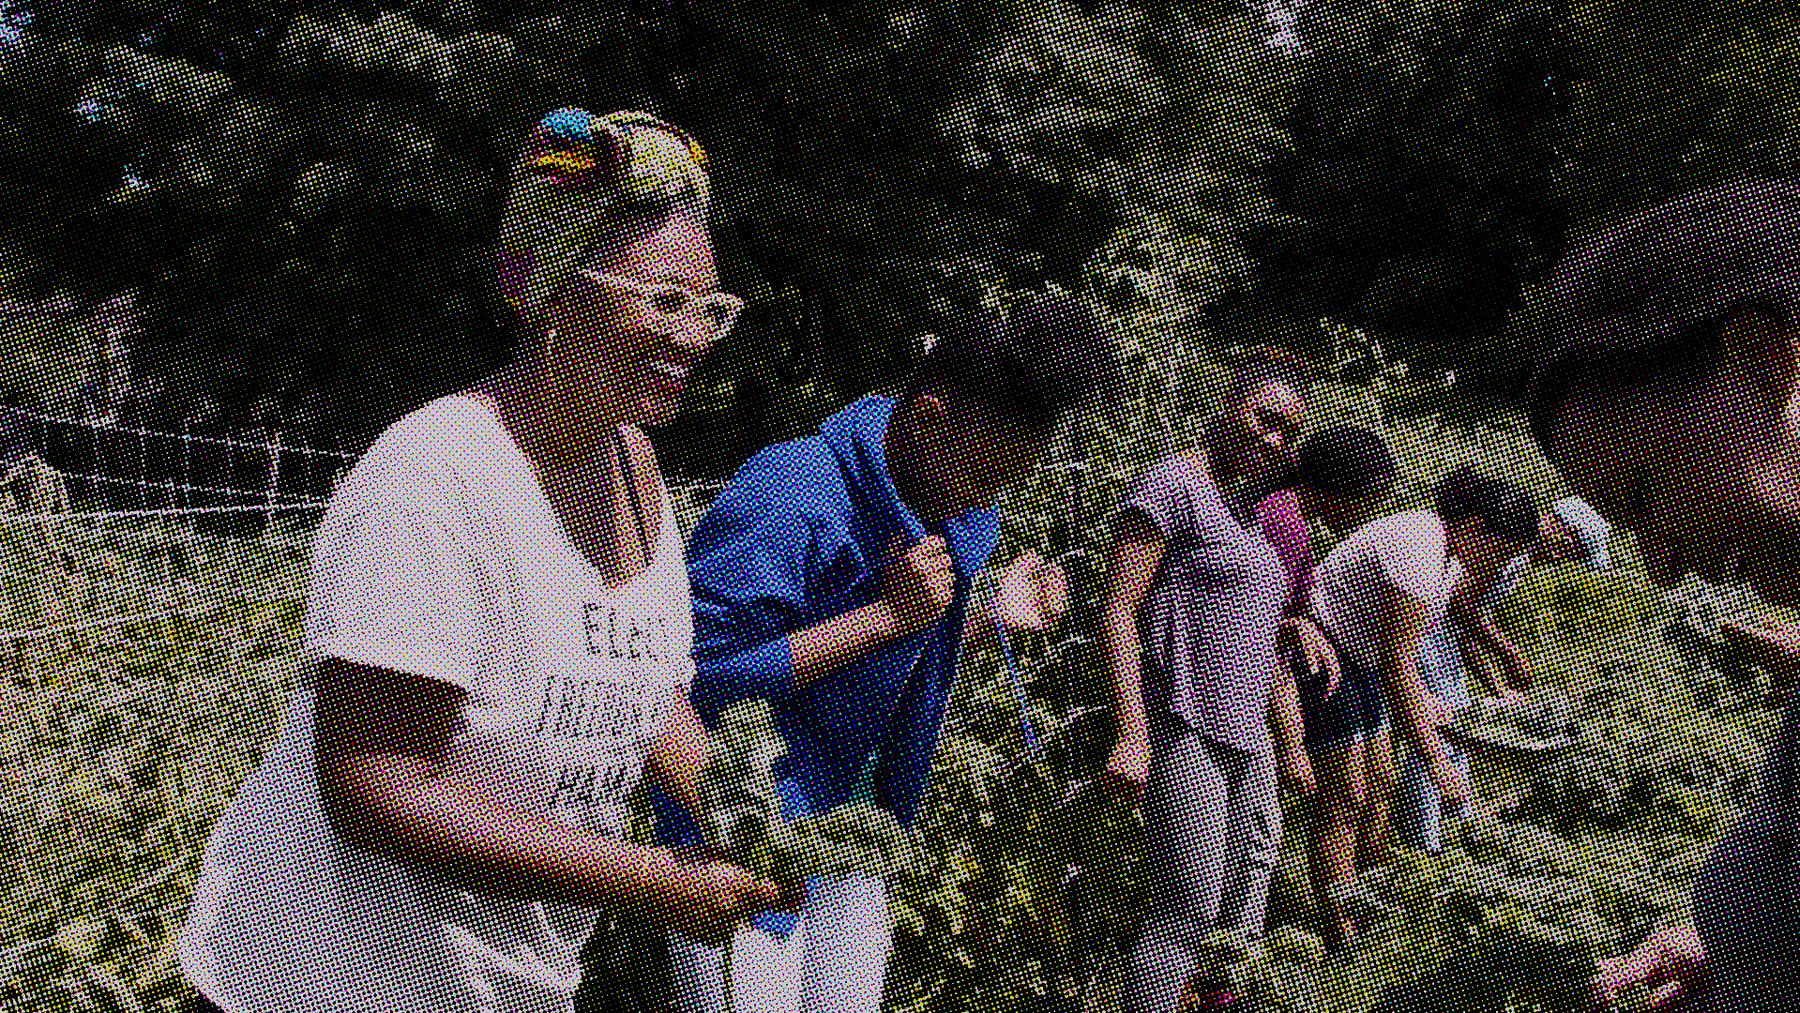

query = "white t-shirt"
[[1308, 509, 1464, 673], [178, 395, 696, 1013]]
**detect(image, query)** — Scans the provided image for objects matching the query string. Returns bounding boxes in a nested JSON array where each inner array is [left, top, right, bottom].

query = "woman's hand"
[[1591, 923, 1707, 1010], [1105, 729, 1152, 804], [1277, 744, 1316, 797], [1280, 616, 1343, 698], [664, 856, 795, 948]]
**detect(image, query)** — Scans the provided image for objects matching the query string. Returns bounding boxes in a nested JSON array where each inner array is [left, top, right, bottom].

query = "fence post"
[[264, 429, 281, 541]]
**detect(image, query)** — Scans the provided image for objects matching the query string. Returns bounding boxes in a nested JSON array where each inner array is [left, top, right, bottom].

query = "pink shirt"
[[1256, 488, 1314, 617]]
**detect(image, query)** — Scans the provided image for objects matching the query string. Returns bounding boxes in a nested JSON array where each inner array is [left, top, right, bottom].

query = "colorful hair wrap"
[[496, 107, 711, 321]]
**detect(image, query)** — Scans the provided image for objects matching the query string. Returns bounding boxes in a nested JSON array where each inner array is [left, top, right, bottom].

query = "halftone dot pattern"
[[2, 8, 1798, 1013]]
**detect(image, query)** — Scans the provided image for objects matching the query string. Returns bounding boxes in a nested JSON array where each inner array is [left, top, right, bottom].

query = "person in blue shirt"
[[652, 293, 1121, 1013]]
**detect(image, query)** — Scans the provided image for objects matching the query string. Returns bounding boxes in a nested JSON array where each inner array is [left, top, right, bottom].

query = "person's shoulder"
[[1400, 508, 1447, 539], [356, 395, 504, 470], [1130, 452, 1202, 495], [708, 434, 844, 525], [1365, 509, 1443, 550], [329, 395, 507, 510]]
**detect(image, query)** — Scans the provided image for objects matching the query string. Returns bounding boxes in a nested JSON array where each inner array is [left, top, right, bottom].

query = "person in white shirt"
[[175, 107, 790, 1013], [1290, 466, 1537, 950], [1397, 496, 1612, 855]]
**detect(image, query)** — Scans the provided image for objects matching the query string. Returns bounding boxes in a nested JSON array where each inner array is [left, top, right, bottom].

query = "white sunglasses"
[[581, 270, 746, 338]]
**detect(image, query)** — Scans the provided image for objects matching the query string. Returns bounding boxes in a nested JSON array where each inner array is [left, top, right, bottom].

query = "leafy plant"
[[699, 698, 916, 890]]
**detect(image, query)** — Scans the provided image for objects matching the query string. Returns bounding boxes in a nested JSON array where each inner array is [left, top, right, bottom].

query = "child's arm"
[[1379, 588, 1468, 804], [1448, 568, 1530, 696]]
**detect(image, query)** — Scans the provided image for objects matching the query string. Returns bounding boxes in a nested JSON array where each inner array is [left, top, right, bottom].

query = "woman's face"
[[1221, 379, 1307, 478], [542, 214, 724, 430], [1545, 313, 1800, 603]]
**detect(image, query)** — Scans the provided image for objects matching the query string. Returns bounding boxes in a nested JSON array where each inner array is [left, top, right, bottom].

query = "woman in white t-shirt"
[[176, 108, 790, 1013], [1291, 466, 1537, 950]]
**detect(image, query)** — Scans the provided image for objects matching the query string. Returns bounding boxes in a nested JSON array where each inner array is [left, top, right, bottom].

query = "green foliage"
[[0, 621, 301, 1012], [1244, 0, 1568, 381], [0, 292, 126, 412], [1657, 576, 1778, 711], [700, 698, 915, 889], [1449, 691, 1579, 754], [1561, 2, 1800, 236]]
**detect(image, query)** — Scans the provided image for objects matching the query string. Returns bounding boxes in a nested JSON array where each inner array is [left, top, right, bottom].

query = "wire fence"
[[0, 407, 728, 645]]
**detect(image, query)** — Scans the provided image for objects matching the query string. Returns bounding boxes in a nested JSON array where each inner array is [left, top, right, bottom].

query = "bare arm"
[[646, 688, 712, 823], [788, 535, 952, 689], [314, 658, 781, 945], [1267, 656, 1314, 795], [1101, 511, 1166, 794], [1468, 608, 1529, 691], [1377, 588, 1467, 801], [1447, 570, 1528, 695], [965, 550, 1071, 655], [788, 601, 906, 689]]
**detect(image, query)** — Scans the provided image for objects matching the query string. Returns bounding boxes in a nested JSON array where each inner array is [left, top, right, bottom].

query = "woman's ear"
[[909, 391, 950, 435], [1717, 311, 1799, 395]]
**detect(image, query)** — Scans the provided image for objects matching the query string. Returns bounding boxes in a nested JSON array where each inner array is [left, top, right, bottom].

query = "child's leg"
[[1307, 736, 1367, 950], [1358, 729, 1397, 872], [1396, 744, 1444, 853]]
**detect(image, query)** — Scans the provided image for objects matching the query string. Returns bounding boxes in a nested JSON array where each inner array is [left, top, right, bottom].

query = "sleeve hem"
[[1115, 501, 1171, 541], [692, 635, 796, 724], [312, 635, 481, 696]]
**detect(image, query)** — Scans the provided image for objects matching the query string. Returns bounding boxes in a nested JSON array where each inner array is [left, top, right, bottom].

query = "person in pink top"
[[1248, 425, 1399, 800], [1257, 487, 1317, 620]]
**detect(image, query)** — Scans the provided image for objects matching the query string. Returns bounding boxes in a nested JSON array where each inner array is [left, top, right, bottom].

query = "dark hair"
[[1431, 466, 1538, 544], [1228, 345, 1314, 406], [906, 292, 1122, 431], [1527, 178, 1800, 448], [1293, 425, 1394, 495], [1245, 425, 1393, 504]]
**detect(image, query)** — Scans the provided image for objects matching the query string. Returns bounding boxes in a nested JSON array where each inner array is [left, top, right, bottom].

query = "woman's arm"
[[646, 689, 712, 824], [1466, 609, 1531, 693], [1267, 658, 1315, 796], [1100, 511, 1166, 800], [1378, 588, 1469, 803], [314, 658, 784, 946]]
